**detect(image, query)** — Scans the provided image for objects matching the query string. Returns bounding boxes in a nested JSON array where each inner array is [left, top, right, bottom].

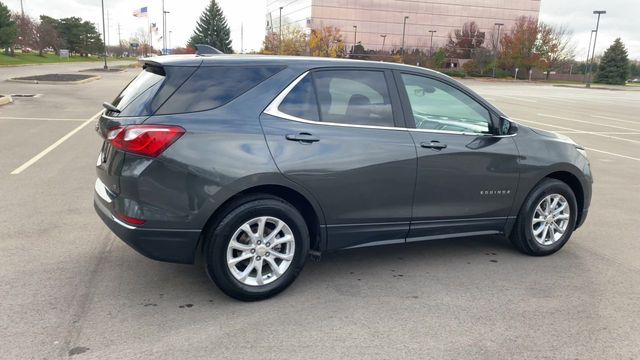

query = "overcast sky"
[[6, 0, 639, 59]]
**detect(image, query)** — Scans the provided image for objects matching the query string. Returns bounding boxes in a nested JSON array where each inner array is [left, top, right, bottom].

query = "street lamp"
[[353, 25, 357, 54], [584, 29, 596, 83], [380, 34, 387, 51], [586, 10, 606, 88], [279, 6, 283, 54], [492, 23, 504, 78], [162, 0, 166, 54], [163, 11, 170, 55], [101, 0, 108, 69], [401, 16, 409, 60], [428, 30, 436, 56]]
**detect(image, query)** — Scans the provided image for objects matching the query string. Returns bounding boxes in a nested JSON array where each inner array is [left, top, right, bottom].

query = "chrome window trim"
[[263, 71, 495, 137]]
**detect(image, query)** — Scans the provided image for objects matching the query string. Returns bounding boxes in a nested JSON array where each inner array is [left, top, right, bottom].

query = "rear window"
[[110, 66, 165, 117], [156, 66, 284, 115], [109, 65, 196, 117]]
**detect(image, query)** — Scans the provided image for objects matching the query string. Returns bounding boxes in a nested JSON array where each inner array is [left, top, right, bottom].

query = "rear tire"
[[510, 178, 577, 256], [204, 194, 309, 301]]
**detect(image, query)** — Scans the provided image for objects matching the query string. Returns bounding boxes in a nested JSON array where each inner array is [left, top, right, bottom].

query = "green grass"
[[0, 53, 137, 66]]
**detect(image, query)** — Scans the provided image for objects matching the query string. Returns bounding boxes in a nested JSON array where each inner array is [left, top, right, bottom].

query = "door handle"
[[286, 133, 320, 143], [420, 141, 447, 150]]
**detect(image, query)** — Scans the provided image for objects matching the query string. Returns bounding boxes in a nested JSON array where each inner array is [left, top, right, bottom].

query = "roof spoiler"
[[195, 44, 223, 56]]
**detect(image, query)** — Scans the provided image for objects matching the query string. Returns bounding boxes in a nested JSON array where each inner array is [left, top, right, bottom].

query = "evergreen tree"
[[595, 38, 630, 85], [0, 1, 17, 55], [187, 0, 232, 53]]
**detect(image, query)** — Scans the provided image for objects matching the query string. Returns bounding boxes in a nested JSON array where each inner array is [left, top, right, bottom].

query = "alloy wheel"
[[226, 216, 295, 286], [531, 194, 571, 246]]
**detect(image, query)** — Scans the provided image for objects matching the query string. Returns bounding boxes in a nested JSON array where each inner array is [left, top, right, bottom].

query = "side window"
[[278, 75, 319, 121], [157, 66, 284, 115], [313, 70, 394, 127], [401, 73, 491, 134]]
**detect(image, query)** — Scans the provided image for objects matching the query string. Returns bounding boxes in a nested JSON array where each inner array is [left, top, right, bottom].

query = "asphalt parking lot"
[[1, 62, 639, 359]]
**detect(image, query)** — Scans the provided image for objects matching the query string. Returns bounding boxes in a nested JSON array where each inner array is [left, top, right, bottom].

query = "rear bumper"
[[94, 184, 201, 264]]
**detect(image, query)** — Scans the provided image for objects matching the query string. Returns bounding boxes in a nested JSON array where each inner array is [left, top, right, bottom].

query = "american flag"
[[133, 7, 148, 17]]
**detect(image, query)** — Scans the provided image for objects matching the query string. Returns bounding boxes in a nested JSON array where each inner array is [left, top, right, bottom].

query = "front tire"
[[205, 195, 309, 301], [510, 178, 578, 256]]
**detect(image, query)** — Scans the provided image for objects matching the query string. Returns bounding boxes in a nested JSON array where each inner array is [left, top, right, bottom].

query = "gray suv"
[[94, 55, 592, 300]]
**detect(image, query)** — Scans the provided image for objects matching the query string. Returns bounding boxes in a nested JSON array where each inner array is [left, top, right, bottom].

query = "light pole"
[[162, 0, 166, 54], [279, 6, 283, 54], [492, 22, 504, 78], [163, 11, 170, 54], [401, 16, 409, 61], [428, 30, 436, 56], [586, 10, 606, 88], [380, 34, 386, 51], [101, 0, 108, 69], [584, 29, 596, 83], [353, 25, 357, 54]]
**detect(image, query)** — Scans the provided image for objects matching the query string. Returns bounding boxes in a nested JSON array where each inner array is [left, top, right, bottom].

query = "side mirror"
[[497, 116, 517, 136]]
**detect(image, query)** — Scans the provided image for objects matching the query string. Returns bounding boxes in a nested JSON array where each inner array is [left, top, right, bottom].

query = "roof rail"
[[195, 44, 223, 56]]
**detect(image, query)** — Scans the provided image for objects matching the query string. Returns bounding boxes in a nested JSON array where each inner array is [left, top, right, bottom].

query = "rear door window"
[[312, 70, 394, 127], [278, 75, 320, 121], [157, 66, 284, 115]]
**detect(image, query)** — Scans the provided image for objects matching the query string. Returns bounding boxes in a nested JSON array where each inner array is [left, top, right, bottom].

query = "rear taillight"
[[113, 211, 146, 226], [107, 125, 185, 157]]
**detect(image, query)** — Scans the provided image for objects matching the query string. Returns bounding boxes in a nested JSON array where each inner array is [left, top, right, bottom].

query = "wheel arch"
[[196, 181, 326, 261]]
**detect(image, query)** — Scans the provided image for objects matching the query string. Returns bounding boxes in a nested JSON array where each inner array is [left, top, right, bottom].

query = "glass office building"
[[266, 0, 541, 52]]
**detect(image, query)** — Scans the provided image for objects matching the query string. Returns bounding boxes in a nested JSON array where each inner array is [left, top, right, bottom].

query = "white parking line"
[[497, 95, 537, 103], [0, 116, 87, 122], [538, 113, 640, 132], [512, 117, 640, 145], [10, 110, 103, 175], [512, 118, 640, 162], [556, 131, 640, 135], [583, 147, 640, 162], [591, 115, 640, 125]]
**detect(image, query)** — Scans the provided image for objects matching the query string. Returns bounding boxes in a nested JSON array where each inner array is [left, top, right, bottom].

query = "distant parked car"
[[628, 78, 640, 83], [95, 55, 593, 301]]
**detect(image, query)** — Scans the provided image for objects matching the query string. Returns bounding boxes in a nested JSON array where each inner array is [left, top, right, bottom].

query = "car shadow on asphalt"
[[130, 234, 518, 304]]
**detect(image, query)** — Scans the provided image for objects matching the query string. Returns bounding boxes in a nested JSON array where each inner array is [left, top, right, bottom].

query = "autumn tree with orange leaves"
[[499, 16, 540, 74], [309, 26, 345, 58]]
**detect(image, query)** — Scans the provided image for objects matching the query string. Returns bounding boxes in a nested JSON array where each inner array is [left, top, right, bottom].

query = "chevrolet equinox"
[[94, 55, 592, 301]]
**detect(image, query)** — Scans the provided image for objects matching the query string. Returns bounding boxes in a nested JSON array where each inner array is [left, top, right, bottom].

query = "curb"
[[6, 75, 101, 85], [0, 95, 13, 106]]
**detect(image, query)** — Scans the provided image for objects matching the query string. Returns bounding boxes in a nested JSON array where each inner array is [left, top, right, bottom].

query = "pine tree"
[[0, 1, 17, 55], [187, 0, 232, 53], [595, 38, 630, 85]]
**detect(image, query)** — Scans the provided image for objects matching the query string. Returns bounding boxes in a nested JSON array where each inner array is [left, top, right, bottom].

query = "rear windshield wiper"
[[102, 102, 121, 113]]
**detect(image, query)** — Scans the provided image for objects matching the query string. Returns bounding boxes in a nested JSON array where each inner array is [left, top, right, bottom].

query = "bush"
[[441, 69, 466, 78]]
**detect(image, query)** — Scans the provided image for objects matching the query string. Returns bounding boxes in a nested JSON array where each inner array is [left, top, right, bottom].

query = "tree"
[[13, 13, 38, 49], [260, 31, 278, 54], [0, 1, 16, 55], [309, 26, 344, 58], [536, 22, 575, 79], [630, 60, 640, 78], [431, 48, 447, 68], [55, 17, 103, 56], [37, 16, 60, 55], [187, 0, 232, 53], [446, 21, 485, 59], [279, 26, 307, 56], [499, 16, 539, 75], [595, 38, 630, 85], [471, 47, 493, 75]]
